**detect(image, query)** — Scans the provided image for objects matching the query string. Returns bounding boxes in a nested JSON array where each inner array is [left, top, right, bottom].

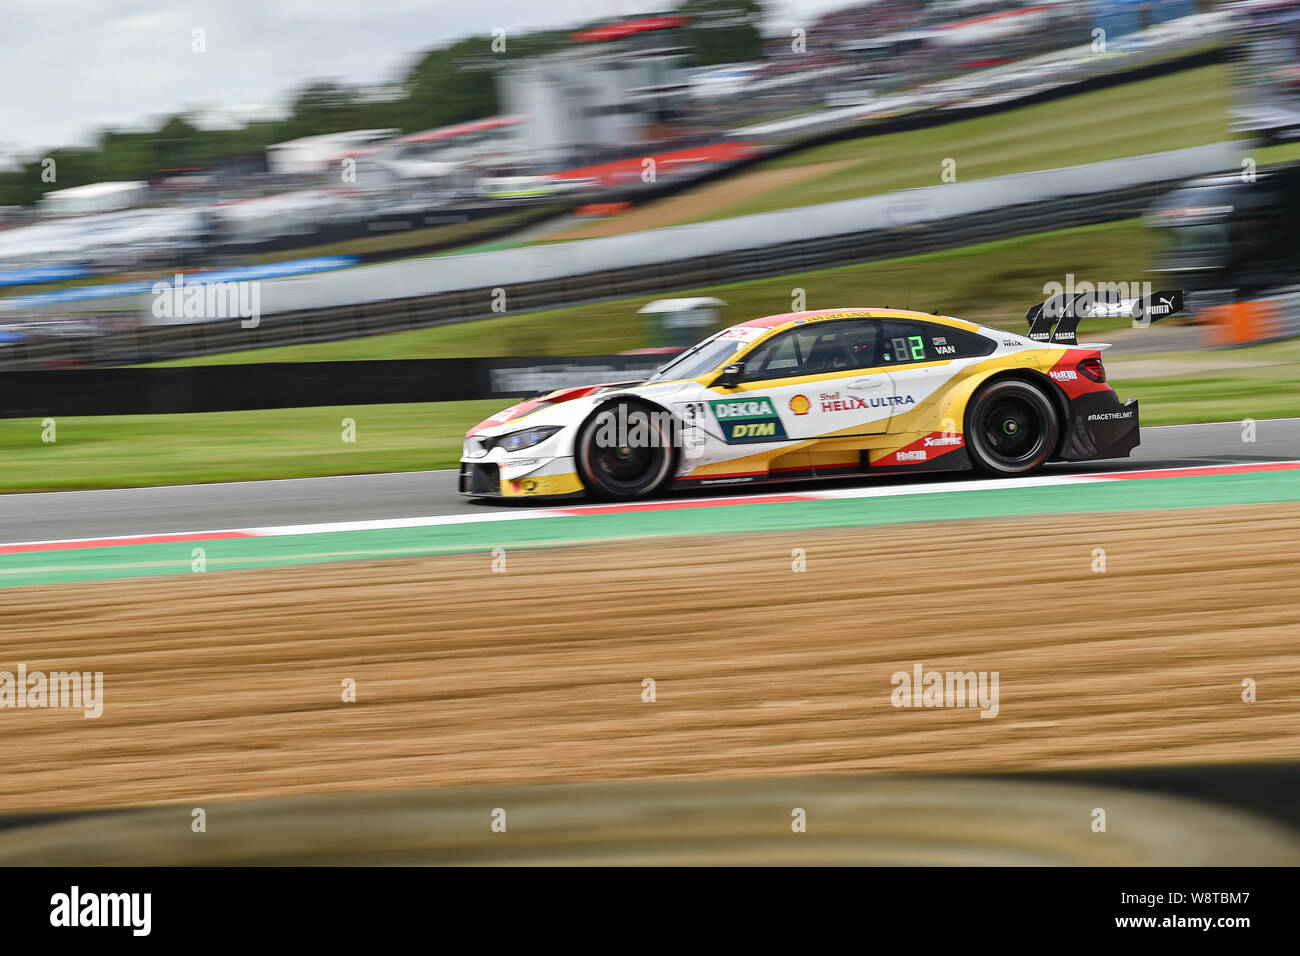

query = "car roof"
[[721, 308, 984, 337]]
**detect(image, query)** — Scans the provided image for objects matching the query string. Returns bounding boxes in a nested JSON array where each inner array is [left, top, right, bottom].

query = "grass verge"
[[0, 400, 504, 494], [4, 339, 1299, 494]]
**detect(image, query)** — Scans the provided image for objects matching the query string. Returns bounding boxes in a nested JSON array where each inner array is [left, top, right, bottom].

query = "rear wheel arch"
[[964, 369, 1070, 459], [962, 373, 1063, 475]]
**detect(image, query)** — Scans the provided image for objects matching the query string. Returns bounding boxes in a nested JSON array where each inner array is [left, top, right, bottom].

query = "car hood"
[[465, 380, 695, 438]]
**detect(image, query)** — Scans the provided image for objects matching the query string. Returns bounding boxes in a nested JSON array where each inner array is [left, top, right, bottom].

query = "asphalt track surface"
[[2, 418, 1297, 544]]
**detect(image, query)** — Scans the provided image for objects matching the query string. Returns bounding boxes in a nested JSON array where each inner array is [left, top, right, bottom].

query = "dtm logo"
[[1050, 370, 1078, 382], [708, 397, 788, 444]]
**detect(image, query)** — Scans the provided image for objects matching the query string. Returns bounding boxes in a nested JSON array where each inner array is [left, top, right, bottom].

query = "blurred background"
[[3, 1, 1300, 870], [1, 0, 1296, 366]]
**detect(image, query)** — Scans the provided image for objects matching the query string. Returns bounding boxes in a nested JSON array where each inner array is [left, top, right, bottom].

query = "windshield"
[[644, 334, 749, 383]]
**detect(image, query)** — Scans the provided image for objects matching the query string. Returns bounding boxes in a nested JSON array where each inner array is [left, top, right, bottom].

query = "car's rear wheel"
[[576, 401, 677, 500], [965, 379, 1059, 476]]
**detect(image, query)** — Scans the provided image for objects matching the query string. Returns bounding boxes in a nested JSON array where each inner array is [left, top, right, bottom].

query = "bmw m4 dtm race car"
[[459, 288, 1182, 501]]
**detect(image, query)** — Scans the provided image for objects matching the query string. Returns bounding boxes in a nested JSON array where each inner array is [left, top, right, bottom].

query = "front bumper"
[[458, 455, 586, 499], [459, 461, 502, 496]]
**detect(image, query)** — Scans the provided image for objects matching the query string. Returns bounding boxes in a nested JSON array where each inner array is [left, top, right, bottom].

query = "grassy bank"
[[695, 64, 1232, 221], [145, 218, 1154, 366], [547, 62, 1234, 236]]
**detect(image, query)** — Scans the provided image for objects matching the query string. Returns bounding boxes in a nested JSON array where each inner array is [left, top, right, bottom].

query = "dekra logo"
[[712, 398, 776, 419]]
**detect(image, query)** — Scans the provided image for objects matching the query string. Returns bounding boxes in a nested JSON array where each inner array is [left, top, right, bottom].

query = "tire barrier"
[[1199, 286, 1300, 347]]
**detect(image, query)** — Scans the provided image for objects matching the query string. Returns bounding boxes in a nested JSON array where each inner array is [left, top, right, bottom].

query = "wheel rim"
[[587, 409, 669, 492], [979, 395, 1045, 465]]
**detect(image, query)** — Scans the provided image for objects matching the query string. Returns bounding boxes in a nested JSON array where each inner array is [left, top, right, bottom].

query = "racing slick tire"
[[576, 400, 677, 500], [964, 378, 1059, 476]]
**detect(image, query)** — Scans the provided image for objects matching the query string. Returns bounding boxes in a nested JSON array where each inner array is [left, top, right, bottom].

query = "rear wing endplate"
[[1026, 290, 1184, 345]]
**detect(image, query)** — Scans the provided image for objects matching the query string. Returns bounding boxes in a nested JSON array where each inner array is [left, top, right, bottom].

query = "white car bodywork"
[[459, 308, 1065, 499]]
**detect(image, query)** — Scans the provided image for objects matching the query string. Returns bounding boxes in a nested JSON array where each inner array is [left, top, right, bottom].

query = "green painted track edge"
[[2, 470, 1297, 588]]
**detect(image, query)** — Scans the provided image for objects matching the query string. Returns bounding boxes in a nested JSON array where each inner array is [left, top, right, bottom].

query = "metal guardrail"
[[17, 141, 1233, 319], [0, 161, 1235, 372]]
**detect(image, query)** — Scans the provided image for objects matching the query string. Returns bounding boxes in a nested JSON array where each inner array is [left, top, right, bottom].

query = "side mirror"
[[715, 362, 745, 388]]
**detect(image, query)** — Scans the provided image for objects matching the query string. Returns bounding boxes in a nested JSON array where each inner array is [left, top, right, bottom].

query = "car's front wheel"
[[576, 401, 677, 500], [964, 379, 1059, 476]]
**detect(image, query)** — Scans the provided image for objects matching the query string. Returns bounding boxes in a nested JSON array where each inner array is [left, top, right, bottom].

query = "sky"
[[0, 0, 856, 163]]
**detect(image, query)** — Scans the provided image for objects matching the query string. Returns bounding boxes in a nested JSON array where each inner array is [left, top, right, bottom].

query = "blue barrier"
[[0, 265, 91, 287], [0, 256, 360, 310]]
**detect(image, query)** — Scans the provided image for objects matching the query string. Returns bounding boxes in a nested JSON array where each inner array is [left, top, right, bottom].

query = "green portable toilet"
[[636, 297, 727, 350]]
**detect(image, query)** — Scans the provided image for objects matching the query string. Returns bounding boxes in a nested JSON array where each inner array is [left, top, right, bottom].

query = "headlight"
[[493, 426, 562, 454]]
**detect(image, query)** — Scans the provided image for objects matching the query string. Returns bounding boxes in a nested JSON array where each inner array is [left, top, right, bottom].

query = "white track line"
[[4, 459, 1297, 552]]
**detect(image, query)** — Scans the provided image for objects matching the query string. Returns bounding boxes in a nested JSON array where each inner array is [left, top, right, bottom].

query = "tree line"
[[0, 0, 764, 208]]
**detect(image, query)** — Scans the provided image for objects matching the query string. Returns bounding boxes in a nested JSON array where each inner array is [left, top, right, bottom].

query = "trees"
[[678, 0, 767, 66], [0, 5, 768, 207]]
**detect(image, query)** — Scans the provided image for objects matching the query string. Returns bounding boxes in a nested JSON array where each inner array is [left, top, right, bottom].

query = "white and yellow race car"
[[459, 291, 1180, 500]]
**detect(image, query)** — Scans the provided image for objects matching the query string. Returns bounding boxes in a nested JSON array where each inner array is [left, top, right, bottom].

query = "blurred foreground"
[[3, 774, 1296, 865], [2, 504, 1296, 821]]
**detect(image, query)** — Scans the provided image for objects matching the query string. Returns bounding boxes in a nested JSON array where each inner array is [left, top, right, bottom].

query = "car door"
[[714, 319, 897, 441], [876, 319, 997, 432]]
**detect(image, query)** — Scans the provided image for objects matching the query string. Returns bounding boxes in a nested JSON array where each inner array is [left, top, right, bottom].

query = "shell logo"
[[789, 394, 811, 416]]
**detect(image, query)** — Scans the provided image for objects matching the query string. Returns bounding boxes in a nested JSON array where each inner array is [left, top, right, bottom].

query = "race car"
[[459, 288, 1182, 501]]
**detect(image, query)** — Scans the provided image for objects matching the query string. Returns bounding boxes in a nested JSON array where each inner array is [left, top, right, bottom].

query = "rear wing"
[[1026, 289, 1184, 345]]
